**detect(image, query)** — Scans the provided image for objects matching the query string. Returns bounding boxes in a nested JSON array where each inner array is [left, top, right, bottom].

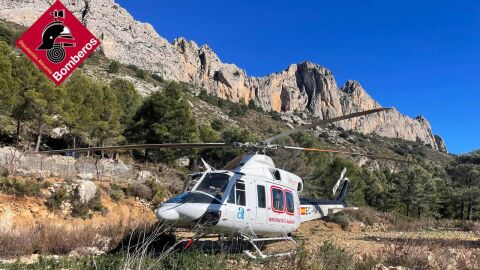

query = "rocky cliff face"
[[0, 0, 446, 151]]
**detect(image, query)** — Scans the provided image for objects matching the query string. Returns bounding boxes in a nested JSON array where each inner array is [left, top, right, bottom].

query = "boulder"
[[280, 115, 294, 124], [69, 247, 105, 257], [136, 170, 155, 182], [77, 181, 97, 204], [175, 156, 190, 167], [77, 173, 94, 180]]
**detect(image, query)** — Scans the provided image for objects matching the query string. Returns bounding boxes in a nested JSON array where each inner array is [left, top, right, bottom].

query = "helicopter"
[[43, 107, 411, 258]]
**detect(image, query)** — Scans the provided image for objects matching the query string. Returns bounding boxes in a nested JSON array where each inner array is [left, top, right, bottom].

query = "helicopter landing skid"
[[240, 234, 297, 259]]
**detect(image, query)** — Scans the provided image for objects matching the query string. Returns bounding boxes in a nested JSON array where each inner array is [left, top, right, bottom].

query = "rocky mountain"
[[0, 0, 447, 151]]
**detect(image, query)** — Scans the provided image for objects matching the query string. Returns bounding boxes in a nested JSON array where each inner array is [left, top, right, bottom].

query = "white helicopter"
[[44, 108, 410, 258]]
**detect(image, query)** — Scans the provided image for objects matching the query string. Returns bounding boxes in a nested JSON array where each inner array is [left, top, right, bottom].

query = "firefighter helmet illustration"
[[37, 9, 76, 63]]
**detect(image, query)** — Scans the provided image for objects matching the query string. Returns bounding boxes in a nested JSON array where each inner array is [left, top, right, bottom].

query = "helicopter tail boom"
[[299, 169, 353, 223]]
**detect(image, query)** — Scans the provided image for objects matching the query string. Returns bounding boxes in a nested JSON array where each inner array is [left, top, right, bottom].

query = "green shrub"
[[152, 73, 164, 82], [146, 180, 167, 206], [228, 102, 248, 117], [128, 183, 153, 200], [0, 24, 18, 45], [107, 61, 120, 73], [126, 64, 138, 72], [312, 241, 354, 270], [0, 177, 41, 197], [211, 118, 225, 131], [71, 190, 106, 218], [199, 125, 220, 143], [42, 181, 53, 189], [108, 184, 126, 202], [248, 99, 263, 112], [135, 69, 146, 79], [339, 130, 350, 139], [326, 212, 350, 230], [269, 110, 281, 121], [163, 250, 228, 269], [45, 186, 69, 210]]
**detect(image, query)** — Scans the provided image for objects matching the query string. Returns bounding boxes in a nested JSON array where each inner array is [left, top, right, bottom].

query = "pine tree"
[[109, 78, 141, 128], [127, 82, 199, 162], [63, 72, 98, 147], [9, 53, 65, 151], [0, 42, 17, 115], [447, 151, 480, 219], [64, 72, 124, 148], [90, 84, 124, 147], [0, 42, 18, 135]]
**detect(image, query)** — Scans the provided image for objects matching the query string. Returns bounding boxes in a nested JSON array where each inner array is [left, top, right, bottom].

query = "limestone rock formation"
[[0, 0, 446, 151], [435, 135, 448, 153]]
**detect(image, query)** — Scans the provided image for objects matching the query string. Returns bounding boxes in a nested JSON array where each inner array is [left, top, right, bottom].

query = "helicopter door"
[[225, 180, 248, 230], [268, 185, 286, 229], [254, 183, 268, 225]]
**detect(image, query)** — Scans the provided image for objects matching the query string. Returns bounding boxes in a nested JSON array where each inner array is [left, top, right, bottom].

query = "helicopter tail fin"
[[336, 178, 349, 205]]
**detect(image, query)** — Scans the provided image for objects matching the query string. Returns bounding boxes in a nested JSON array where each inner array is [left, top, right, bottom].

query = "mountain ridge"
[[0, 0, 447, 152]]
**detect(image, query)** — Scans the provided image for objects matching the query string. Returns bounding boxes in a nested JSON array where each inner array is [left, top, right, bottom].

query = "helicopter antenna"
[[201, 158, 214, 171]]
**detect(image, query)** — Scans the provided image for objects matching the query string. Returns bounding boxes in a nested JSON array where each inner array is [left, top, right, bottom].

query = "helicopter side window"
[[235, 181, 246, 206], [257, 185, 266, 208], [227, 180, 246, 206], [285, 191, 294, 215], [271, 186, 284, 212], [273, 170, 281, 180]]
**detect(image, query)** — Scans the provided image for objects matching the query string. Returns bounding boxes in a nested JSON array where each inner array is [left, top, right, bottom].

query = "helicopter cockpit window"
[[271, 187, 284, 212], [195, 173, 231, 201]]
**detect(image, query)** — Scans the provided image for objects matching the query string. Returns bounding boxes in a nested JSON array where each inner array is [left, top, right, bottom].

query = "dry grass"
[[391, 217, 480, 233], [376, 237, 480, 270], [0, 220, 157, 259], [0, 223, 115, 258]]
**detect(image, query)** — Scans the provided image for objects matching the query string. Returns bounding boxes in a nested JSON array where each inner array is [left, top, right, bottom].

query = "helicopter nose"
[[156, 203, 209, 223], [156, 205, 180, 221]]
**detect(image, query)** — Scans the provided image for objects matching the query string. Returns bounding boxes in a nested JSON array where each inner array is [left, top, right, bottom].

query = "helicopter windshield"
[[195, 172, 231, 201]]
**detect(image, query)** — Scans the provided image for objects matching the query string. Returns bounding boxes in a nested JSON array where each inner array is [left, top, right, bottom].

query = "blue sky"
[[117, 0, 479, 154]]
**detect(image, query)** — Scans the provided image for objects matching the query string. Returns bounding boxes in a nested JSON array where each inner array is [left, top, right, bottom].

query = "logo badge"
[[16, 0, 100, 86]]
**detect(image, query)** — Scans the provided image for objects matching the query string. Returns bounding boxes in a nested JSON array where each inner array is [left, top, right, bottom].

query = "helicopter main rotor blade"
[[263, 108, 392, 144], [41, 143, 233, 154], [281, 145, 417, 164]]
